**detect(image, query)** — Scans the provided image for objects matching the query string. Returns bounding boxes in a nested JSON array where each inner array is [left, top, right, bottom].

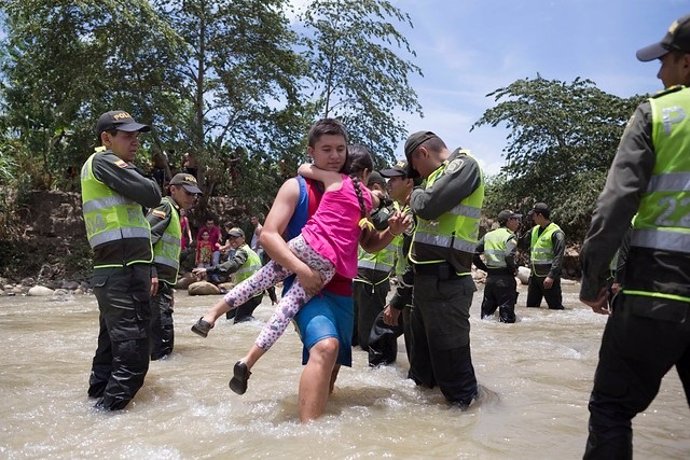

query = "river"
[[0, 281, 687, 459]]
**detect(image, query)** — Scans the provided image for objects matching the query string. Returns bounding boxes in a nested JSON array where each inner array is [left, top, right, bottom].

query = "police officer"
[[147, 173, 201, 360], [368, 161, 416, 367], [193, 228, 263, 324], [82, 110, 161, 410], [353, 171, 397, 349], [521, 202, 565, 310], [405, 131, 484, 408], [473, 209, 521, 323], [580, 14, 690, 458]]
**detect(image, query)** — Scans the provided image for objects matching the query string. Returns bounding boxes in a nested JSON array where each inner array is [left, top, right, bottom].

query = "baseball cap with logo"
[[169, 173, 202, 194], [636, 14, 690, 62], [96, 110, 151, 136]]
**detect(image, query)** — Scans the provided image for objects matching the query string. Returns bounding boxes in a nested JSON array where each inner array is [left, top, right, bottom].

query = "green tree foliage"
[[473, 76, 645, 241], [300, 0, 423, 165], [0, 0, 423, 210], [0, 0, 185, 190]]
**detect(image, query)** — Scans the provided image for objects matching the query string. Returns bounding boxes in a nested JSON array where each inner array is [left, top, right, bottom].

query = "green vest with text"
[[410, 152, 484, 275], [626, 86, 690, 303], [484, 227, 513, 268], [152, 197, 182, 285], [80, 150, 152, 268], [233, 244, 263, 298], [530, 223, 561, 277]]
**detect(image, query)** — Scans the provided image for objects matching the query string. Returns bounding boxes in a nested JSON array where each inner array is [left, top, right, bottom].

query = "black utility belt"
[[413, 262, 463, 280]]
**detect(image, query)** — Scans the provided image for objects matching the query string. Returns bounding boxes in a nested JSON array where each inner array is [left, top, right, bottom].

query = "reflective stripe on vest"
[[152, 198, 182, 285], [484, 227, 513, 268], [631, 87, 690, 255], [530, 223, 561, 277], [358, 242, 396, 272], [409, 151, 484, 275], [233, 244, 263, 297], [80, 151, 152, 268], [624, 87, 690, 303]]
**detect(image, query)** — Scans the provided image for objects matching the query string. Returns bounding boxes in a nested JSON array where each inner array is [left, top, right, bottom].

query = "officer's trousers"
[[584, 294, 690, 459], [409, 273, 477, 407], [353, 274, 390, 349], [481, 274, 517, 323], [89, 264, 151, 410], [150, 282, 174, 360], [526, 275, 563, 309]]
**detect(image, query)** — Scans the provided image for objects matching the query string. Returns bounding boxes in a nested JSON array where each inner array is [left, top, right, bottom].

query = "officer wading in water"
[[473, 209, 521, 323], [580, 14, 690, 459], [81, 110, 161, 410], [404, 131, 485, 409], [147, 173, 201, 360]]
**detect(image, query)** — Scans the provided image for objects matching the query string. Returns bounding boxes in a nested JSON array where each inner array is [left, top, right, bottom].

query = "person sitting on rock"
[[193, 228, 263, 323]]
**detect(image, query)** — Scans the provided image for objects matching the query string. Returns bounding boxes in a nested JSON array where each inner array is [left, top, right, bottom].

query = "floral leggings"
[[223, 235, 336, 350]]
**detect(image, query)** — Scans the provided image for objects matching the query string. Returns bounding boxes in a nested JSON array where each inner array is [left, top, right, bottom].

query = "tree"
[[151, 0, 307, 200], [472, 76, 645, 240], [299, 0, 423, 165], [0, 0, 186, 190]]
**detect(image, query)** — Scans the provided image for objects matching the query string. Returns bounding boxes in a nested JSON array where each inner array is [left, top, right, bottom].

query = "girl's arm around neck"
[[298, 164, 341, 190]]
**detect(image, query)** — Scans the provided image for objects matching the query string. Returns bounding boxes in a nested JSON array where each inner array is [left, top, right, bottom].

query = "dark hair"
[[307, 118, 349, 147], [345, 144, 375, 225], [97, 129, 119, 146]]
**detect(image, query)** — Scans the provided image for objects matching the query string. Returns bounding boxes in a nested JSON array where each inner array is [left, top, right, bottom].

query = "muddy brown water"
[[0, 282, 687, 459]]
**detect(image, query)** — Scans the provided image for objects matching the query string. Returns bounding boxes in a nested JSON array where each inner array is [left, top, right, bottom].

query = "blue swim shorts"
[[294, 291, 354, 367]]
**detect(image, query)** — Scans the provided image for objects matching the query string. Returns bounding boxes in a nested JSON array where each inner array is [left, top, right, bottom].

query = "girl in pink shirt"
[[192, 145, 401, 394]]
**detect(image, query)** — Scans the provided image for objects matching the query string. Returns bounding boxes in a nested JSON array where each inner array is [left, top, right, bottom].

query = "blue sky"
[[388, 0, 689, 174]]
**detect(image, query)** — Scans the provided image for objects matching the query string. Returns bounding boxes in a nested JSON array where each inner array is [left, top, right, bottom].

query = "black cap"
[[367, 171, 387, 188], [532, 202, 550, 214], [404, 131, 440, 177], [497, 209, 522, 225], [636, 14, 690, 61], [380, 160, 408, 178], [169, 173, 202, 194], [227, 227, 245, 239], [96, 110, 151, 136]]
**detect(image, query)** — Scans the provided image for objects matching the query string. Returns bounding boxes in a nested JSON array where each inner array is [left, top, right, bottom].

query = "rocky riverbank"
[[0, 190, 583, 292]]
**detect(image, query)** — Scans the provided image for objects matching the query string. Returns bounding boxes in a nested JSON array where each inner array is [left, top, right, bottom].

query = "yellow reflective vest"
[[80, 150, 152, 268]]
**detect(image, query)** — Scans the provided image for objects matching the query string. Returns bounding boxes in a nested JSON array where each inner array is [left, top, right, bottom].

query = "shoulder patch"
[[152, 209, 167, 219], [651, 85, 684, 99], [114, 159, 128, 168], [445, 158, 465, 174]]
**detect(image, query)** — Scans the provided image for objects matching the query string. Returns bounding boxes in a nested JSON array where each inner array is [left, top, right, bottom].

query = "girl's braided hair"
[[344, 144, 375, 230]]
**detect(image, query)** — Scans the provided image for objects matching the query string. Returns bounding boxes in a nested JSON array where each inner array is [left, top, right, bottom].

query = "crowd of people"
[[78, 13, 690, 457]]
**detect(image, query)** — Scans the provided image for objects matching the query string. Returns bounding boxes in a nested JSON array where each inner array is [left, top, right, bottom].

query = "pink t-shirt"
[[301, 175, 373, 278]]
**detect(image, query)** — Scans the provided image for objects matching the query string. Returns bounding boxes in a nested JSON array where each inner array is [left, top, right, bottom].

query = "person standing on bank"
[[473, 209, 521, 323], [193, 228, 263, 323], [81, 110, 161, 410], [580, 14, 690, 459], [522, 202, 565, 310], [147, 173, 200, 360], [405, 131, 485, 409]]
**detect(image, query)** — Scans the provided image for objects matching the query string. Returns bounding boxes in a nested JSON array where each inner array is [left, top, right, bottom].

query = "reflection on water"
[[0, 282, 687, 459]]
